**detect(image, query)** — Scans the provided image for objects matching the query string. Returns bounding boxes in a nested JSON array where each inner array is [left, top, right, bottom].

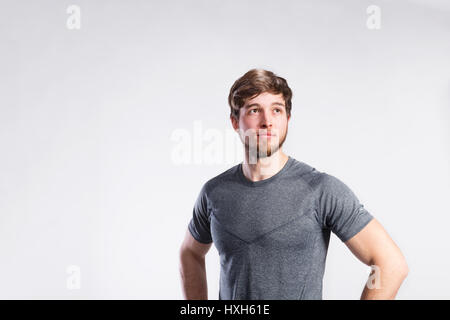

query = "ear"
[[230, 114, 239, 131]]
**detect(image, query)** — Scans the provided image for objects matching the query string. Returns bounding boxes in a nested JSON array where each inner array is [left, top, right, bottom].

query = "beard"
[[245, 126, 288, 160]]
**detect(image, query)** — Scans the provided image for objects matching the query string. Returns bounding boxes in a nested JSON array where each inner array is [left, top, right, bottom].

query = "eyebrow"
[[244, 102, 286, 109]]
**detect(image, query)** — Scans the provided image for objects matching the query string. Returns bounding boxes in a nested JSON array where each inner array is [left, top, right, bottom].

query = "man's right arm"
[[179, 228, 212, 299]]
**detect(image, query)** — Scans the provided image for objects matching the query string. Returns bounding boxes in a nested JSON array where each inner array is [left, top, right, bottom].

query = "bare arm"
[[179, 229, 212, 299], [344, 218, 409, 300]]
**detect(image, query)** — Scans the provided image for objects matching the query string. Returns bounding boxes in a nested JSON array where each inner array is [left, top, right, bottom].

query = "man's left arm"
[[344, 218, 409, 300]]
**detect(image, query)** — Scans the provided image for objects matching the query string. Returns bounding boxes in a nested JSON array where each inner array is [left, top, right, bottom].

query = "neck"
[[241, 149, 289, 182]]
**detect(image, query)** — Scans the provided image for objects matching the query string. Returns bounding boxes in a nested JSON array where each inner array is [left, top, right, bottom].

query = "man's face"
[[231, 92, 290, 159]]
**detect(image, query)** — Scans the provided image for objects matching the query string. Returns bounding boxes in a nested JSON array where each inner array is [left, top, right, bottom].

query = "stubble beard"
[[244, 127, 288, 160]]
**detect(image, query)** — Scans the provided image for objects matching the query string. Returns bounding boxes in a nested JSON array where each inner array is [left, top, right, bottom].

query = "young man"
[[179, 69, 409, 300]]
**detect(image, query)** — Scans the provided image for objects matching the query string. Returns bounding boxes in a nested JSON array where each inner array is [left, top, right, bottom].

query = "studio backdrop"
[[1, 0, 449, 299]]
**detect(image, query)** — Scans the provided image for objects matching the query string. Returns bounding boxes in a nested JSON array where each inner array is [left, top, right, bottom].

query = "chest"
[[209, 186, 322, 254]]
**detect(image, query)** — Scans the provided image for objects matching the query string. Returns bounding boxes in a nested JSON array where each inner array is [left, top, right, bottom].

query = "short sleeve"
[[188, 184, 213, 244], [316, 173, 374, 243]]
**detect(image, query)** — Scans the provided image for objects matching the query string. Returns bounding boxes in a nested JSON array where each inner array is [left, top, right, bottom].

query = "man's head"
[[228, 69, 293, 159]]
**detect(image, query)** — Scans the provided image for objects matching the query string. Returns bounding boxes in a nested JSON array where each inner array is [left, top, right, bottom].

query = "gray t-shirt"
[[188, 156, 374, 300]]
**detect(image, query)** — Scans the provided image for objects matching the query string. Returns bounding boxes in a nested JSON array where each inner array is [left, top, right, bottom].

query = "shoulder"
[[200, 163, 241, 196], [290, 158, 351, 197]]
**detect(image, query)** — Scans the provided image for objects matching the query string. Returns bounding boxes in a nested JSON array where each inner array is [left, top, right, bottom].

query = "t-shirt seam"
[[297, 171, 329, 232], [237, 157, 295, 188]]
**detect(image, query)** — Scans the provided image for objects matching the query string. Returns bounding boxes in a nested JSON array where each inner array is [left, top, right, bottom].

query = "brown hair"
[[228, 68, 293, 120]]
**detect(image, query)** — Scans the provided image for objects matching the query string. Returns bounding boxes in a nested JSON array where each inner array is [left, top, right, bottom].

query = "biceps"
[[181, 228, 212, 258], [344, 218, 403, 266]]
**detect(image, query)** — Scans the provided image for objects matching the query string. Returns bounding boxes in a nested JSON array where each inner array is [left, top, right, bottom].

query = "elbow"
[[396, 261, 409, 281], [392, 257, 409, 280], [396, 254, 409, 279], [179, 247, 190, 267], [371, 255, 409, 280], [179, 248, 191, 281], [179, 247, 189, 272], [400, 261, 409, 279]]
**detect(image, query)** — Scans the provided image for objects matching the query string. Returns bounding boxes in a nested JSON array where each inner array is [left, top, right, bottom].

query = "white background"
[[1, 0, 449, 299]]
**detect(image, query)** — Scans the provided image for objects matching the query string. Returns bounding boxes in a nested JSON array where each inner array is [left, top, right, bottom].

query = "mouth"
[[258, 133, 275, 137]]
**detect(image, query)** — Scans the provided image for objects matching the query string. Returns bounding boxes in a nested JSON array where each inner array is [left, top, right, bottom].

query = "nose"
[[260, 109, 273, 130]]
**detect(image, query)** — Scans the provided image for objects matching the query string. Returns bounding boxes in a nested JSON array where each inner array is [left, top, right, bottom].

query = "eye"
[[249, 109, 259, 114], [274, 108, 282, 113]]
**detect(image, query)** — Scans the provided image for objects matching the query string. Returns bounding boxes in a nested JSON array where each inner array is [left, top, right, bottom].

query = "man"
[[179, 69, 408, 300]]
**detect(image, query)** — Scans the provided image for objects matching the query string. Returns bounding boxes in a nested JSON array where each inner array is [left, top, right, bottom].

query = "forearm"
[[360, 263, 408, 300], [179, 250, 208, 299]]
